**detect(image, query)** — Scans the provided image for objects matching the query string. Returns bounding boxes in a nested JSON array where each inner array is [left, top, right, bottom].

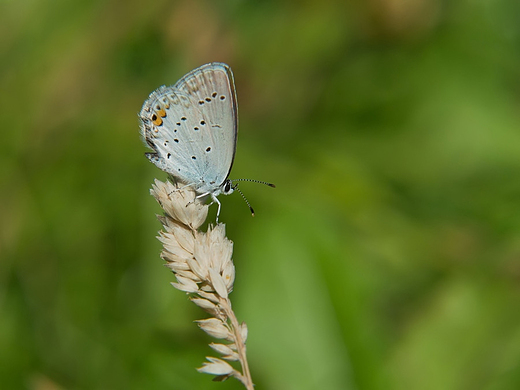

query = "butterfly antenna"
[[233, 185, 255, 217], [231, 178, 276, 188]]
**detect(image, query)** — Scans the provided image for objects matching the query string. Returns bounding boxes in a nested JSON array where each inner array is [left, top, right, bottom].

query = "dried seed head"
[[209, 343, 240, 361], [149, 179, 251, 386], [196, 318, 232, 340], [151, 179, 208, 229], [197, 357, 235, 376], [209, 268, 229, 299], [190, 297, 218, 314]]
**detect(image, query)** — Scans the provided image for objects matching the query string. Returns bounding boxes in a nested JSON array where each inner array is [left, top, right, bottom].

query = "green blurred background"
[[2, 0, 520, 389]]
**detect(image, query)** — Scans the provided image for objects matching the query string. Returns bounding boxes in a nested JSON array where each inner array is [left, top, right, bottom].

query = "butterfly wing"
[[141, 87, 204, 185], [140, 63, 238, 195], [174, 63, 238, 189]]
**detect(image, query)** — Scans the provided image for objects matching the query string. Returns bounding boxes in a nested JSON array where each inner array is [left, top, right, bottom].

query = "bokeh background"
[[2, 0, 520, 389]]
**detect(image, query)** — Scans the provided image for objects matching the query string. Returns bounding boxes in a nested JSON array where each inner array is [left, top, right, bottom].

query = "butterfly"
[[139, 62, 273, 220]]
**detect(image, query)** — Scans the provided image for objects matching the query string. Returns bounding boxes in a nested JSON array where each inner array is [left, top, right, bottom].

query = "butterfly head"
[[221, 179, 235, 196]]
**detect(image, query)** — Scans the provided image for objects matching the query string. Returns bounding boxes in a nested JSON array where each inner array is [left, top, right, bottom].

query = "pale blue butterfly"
[[139, 62, 274, 220]]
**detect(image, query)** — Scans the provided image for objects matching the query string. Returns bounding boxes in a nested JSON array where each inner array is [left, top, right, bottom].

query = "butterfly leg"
[[211, 193, 222, 223], [186, 191, 210, 207], [169, 183, 192, 196], [185, 192, 221, 223]]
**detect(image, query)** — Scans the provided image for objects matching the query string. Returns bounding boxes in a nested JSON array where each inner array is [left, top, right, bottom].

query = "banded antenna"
[[231, 179, 276, 216]]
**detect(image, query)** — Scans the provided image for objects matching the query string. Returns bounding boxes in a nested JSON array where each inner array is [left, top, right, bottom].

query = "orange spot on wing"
[[157, 108, 167, 118]]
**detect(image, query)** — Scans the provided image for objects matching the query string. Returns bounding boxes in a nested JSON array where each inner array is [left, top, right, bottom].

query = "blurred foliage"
[[1, 0, 520, 389]]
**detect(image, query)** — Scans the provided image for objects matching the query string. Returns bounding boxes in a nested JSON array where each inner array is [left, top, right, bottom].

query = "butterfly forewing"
[[175, 63, 238, 186], [140, 62, 238, 195]]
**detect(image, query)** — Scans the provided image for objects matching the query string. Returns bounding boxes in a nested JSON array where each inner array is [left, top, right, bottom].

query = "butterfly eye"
[[224, 181, 231, 193]]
